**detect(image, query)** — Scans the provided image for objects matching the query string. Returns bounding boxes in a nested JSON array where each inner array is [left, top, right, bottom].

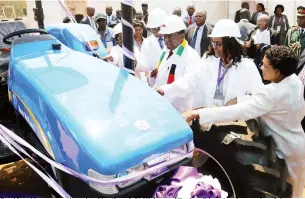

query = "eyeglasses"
[[211, 41, 222, 48]]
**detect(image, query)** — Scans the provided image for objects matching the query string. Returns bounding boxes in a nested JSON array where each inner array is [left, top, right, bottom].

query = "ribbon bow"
[[153, 166, 222, 198]]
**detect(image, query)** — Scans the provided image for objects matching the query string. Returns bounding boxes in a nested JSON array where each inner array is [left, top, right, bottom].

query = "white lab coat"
[[109, 45, 147, 84], [193, 56, 263, 108], [136, 34, 164, 87], [198, 74, 305, 197], [109, 45, 124, 69], [154, 43, 201, 113]]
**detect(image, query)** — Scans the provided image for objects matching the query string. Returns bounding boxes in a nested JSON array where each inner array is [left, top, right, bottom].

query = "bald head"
[[194, 10, 207, 26], [87, 7, 95, 17], [173, 7, 182, 16], [186, 5, 195, 16], [106, 6, 113, 16]]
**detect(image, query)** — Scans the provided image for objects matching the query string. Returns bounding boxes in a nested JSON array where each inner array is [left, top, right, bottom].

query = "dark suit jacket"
[[80, 16, 91, 26], [234, 9, 241, 23], [185, 24, 213, 57], [250, 11, 269, 25]]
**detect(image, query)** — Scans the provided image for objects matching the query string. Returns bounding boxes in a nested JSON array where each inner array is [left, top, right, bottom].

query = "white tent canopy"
[[24, 0, 303, 28]]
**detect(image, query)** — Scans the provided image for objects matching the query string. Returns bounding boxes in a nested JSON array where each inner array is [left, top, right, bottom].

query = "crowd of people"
[[64, 2, 305, 198]]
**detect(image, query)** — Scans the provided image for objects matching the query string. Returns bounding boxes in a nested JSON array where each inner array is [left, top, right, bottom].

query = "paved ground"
[[1, 160, 305, 197], [0, 160, 51, 197]]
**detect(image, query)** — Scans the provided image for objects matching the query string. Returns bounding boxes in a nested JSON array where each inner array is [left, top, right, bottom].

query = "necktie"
[[167, 50, 173, 60], [191, 27, 200, 49], [301, 28, 304, 37], [189, 16, 193, 25], [158, 37, 164, 49]]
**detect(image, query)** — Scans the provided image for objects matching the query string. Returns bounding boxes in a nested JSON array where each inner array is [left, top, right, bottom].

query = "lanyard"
[[216, 59, 230, 91]]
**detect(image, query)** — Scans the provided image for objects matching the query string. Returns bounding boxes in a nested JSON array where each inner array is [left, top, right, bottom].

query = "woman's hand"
[[181, 110, 199, 123]]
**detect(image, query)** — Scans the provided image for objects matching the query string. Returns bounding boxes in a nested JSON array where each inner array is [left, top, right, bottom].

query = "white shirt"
[[193, 56, 263, 108], [136, 35, 164, 87], [198, 74, 305, 197], [154, 42, 201, 113], [106, 15, 113, 25], [253, 29, 271, 45], [193, 24, 204, 56]]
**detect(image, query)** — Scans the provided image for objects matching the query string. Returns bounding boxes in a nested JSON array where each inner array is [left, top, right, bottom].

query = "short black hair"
[[257, 3, 265, 12], [241, 2, 249, 9], [265, 46, 298, 77], [274, 4, 284, 14]]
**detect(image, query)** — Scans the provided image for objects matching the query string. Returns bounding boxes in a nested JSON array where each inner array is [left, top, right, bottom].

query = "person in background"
[[245, 14, 279, 68], [75, 14, 84, 23], [80, 6, 97, 30], [107, 23, 123, 69], [286, 6, 305, 57], [185, 10, 213, 57], [153, 15, 201, 113], [133, 20, 145, 51], [134, 11, 148, 38], [184, 5, 196, 26], [237, 8, 256, 42], [94, 13, 114, 50], [141, 3, 149, 21], [183, 45, 305, 198], [105, 6, 117, 28], [234, 2, 250, 23], [172, 7, 189, 28], [133, 20, 148, 84], [136, 8, 167, 87], [270, 5, 289, 45], [250, 3, 269, 25], [193, 19, 262, 108], [115, 9, 121, 24]]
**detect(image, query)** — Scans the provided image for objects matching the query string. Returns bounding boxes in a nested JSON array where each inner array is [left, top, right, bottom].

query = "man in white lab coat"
[[154, 15, 201, 113], [193, 19, 263, 108], [135, 8, 167, 87]]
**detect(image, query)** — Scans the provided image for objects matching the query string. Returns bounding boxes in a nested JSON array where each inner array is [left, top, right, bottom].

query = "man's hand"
[[225, 97, 237, 106], [155, 87, 164, 96], [107, 56, 114, 62], [181, 110, 199, 123], [150, 69, 158, 78]]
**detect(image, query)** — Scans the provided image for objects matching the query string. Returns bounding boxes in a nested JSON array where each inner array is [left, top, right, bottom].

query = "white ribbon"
[[0, 124, 193, 196]]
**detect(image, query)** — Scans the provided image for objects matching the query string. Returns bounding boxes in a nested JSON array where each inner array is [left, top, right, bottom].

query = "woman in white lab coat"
[[193, 19, 263, 108], [183, 45, 305, 197], [108, 23, 124, 69]]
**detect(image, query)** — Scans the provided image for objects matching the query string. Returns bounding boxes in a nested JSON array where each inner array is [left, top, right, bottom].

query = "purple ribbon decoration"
[[154, 185, 182, 198], [191, 182, 220, 198], [153, 166, 222, 198]]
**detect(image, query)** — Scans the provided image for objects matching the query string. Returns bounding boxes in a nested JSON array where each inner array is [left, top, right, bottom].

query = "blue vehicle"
[[0, 25, 194, 196], [46, 23, 108, 58]]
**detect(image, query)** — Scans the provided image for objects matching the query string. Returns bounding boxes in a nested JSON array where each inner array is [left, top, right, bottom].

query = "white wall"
[[24, 0, 303, 28]]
